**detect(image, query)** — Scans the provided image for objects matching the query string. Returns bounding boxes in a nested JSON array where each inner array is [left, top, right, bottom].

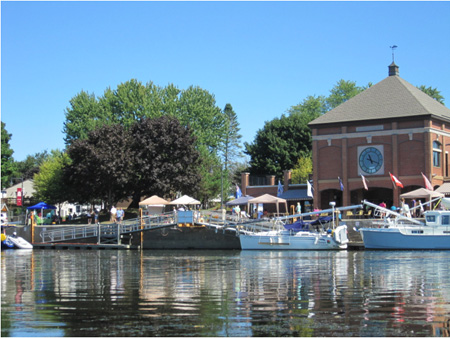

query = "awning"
[[226, 195, 254, 206], [247, 193, 288, 216], [27, 202, 57, 210], [400, 188, 444, 200], [278, 189, 312, 201]]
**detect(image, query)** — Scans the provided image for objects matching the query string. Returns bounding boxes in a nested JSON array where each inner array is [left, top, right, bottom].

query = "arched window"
[[433, 141, 442, 167]]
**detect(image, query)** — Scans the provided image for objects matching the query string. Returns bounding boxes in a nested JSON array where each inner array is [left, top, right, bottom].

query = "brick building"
[[309, 62, 450, 209]]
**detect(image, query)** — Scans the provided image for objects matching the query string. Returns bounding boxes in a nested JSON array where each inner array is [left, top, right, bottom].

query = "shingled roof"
[[309, 63, 450, 126]]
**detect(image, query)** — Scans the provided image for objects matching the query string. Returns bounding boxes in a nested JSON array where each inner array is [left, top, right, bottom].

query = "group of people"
[[109, 206, 125, 224], [379, 198, 425, 218]]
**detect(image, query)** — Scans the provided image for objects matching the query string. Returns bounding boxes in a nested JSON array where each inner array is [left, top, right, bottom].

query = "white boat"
[[239, 204, 362, 250], [358, 199, 450, 250], [8, 235, 33, 249]]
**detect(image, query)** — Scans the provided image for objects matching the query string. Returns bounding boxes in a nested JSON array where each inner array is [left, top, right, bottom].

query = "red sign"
[[16, 188, 22, 206]]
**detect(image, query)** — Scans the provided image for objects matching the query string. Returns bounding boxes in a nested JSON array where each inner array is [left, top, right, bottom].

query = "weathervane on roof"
[[390, 45, 398, 62]]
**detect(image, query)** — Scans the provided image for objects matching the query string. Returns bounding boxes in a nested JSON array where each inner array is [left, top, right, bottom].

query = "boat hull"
[[239, 232, 346, 250], [360, 228, 450, 250]]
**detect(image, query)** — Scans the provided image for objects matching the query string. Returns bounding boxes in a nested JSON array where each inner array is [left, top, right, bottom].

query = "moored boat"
[[358, 199, 450, 250], [1, 232, 33, 250], [239, 204, 362, 250]]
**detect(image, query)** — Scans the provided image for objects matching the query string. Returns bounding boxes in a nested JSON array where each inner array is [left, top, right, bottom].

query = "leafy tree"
[[33, 150, 71, 209], [221, 103, 243, 171], [128, 116, 202, 201], [291, 155, 313, 184], [177, 86, 226, 151], [1, 122, 16, 188], [418, 85, 445, 105], [63, 90, 105, 145], [287, 95, 327, 120], [15, 151, 52, 181], [326, 80, 367, 110], [245, 113, 313, 179], [65, 123, 132, 208]]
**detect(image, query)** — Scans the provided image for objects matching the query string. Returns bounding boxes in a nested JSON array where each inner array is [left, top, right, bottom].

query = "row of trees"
[[2, 78, 445, 210]]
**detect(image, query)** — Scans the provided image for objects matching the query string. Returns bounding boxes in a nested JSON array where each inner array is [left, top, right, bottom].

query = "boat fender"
[[1, 233, 6, 242]]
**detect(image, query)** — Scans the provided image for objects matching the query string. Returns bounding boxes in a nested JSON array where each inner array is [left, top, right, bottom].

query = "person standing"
[[110, 206, 117, 223], [94, 209, 99, 224]]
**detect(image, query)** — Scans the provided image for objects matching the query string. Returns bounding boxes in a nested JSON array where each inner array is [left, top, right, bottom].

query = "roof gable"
[[309, 75, 450, 126]]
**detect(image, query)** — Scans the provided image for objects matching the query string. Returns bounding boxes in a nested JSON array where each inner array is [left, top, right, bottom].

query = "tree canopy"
[[1, 122, 16, 189], [65, 116, 201, 207]]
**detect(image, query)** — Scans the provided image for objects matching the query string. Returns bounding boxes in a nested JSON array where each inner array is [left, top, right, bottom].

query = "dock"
[[33, 242, 137, 250]]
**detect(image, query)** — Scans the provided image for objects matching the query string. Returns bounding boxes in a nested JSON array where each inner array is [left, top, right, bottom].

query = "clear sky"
[[2, 1, 450, 161]]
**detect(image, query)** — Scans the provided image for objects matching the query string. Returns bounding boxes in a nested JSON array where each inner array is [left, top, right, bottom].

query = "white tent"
[[247, 194, 287, 216], [169, 195, 201, 205], [400, 188, 444, 200], [139, 195, 169, 206]]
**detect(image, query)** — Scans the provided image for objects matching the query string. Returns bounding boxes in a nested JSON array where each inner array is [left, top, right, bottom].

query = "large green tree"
[[33, 150, 71, 208], [245, 113, 313, 179], [1, 122, 16, 189]]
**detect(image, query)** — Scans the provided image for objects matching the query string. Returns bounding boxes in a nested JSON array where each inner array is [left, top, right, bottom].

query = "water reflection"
[[1, 249, 449, 337]]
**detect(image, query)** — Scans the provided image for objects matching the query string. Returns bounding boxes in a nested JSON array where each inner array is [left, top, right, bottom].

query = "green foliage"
[[291, 155, 313, 184], [63, 80, 234, 204], [326, 79, 366, 110], [221, 103, 243, 169], [15, 151, 52, 181], [33, 150, 71, 205], [417, 85, 445, 105], [1, 122, 16, 189], [245, 113, 313, 179]]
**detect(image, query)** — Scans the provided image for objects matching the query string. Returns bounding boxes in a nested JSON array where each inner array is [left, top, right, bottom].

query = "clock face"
[[359, 147, 383, 174]]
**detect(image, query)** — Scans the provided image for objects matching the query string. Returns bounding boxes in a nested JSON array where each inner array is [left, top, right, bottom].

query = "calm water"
[[1, 249, 449, 337]]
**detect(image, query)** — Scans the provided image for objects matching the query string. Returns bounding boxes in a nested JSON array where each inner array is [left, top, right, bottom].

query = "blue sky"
[[2, 1, 450, 161]]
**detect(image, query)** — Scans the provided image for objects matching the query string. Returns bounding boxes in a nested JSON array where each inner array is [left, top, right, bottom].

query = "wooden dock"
[[33, 242, 138, 250]]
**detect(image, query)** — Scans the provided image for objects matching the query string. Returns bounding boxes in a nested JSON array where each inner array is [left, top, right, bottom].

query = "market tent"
[[247, 194, 288, 216], [226, 195, 254, 206], [436, 183, 450, 196], [27, 202, 57, 210], [400, 188, 444, 200], [139, 195, 169, 206], [169, 195, 201, 205]]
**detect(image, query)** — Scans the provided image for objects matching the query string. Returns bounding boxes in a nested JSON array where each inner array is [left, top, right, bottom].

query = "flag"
[[389, 172, 403, 188], [307, 180, 314, 198], [361, 174, 368, 191], [421, 172, 433, 191], [236, 184, 242, 199], [338, 177, 344, 191], [277, 180, 284, 197]]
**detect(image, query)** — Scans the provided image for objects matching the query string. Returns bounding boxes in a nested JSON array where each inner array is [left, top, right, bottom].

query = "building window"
[[433, 141, 441, 167]]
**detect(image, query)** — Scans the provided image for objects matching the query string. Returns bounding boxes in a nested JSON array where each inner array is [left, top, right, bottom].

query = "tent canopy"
[[139, 195, 169, 206], [436, 183, 450, 196], [400, 188, 444, 200], [169, 195, 201, 205], [247, 193, 288, 216], [27, 202, 57, 210], [226, 195, 254, 206]]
